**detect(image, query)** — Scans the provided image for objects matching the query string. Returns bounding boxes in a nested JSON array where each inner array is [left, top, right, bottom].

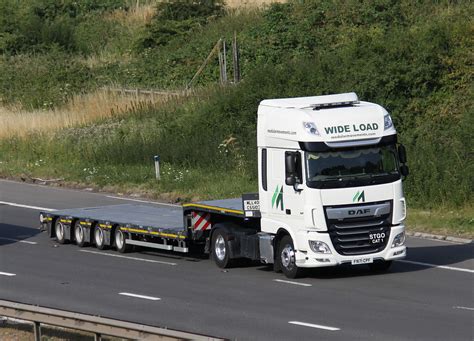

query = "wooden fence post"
[[232, 31, 240, 83]]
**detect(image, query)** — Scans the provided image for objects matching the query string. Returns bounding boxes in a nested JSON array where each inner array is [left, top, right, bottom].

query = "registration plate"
[[351, 257, 373, 265]]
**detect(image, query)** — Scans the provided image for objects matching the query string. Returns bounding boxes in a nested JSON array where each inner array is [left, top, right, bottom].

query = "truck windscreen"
[[305, 145, 400, 189]]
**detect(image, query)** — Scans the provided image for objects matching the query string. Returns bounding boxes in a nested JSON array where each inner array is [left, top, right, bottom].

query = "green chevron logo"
[[353, 190, 365, 203], [272, 185, 284, 211]]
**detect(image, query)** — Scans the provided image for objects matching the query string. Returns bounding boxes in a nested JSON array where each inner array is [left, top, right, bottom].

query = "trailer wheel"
[[55, 220, 67, 244], [114, 228, 130, 253], [94, 226, 106, 250], [74, 221, 88, 247], [211, 229, 234, 268], [368, 260, 392, 273], [278, 235, 304, 279]]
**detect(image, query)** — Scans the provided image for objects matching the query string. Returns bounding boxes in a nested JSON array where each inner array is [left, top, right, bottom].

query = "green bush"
[[0, 0, 472, 208]]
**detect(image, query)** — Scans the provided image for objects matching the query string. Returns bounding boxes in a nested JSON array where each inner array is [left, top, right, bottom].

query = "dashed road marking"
[[274, 279, 312, 287], [0, 237, 37, 245], [288, 321, 340, 331], [79, 249, 177, 266], [0, 272, 16, 277], [398, 260, 474, 274], [106, 196, 180, 207], [454, 306, 474, 311], [119, 292, 161, 301], [0, 200, 55, 212]]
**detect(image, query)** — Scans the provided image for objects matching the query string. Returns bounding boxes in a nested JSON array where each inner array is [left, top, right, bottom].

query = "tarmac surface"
[[0, 179, 472, 340]]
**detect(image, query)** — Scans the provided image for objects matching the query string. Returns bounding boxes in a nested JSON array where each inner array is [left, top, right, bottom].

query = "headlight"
[[391, 232, 405, 248], [384, 114, 393, 130], [303, 122, 320, 136], [309, 240, 332, 254], [39, 214, 44, 223]]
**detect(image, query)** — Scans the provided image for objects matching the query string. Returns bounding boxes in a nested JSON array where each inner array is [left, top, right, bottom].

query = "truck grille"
[[324, 201, 392, 256]]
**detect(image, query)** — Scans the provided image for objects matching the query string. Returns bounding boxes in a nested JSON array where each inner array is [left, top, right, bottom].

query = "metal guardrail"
[[0, 299, 224, 341]]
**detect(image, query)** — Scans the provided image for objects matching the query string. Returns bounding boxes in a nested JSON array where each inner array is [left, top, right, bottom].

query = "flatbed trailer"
[[40, 196, 263, 262]]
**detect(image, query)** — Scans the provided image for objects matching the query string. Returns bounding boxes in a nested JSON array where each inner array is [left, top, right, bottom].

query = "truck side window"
[[261, 148, 267, 191]]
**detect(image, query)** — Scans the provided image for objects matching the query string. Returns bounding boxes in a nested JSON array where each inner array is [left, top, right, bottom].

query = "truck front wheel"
[[278, 235, 304, 279], [211, 229, 234, 268]]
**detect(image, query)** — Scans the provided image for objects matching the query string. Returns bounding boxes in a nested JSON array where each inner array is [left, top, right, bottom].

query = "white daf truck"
[[41, 92, 409, 278]]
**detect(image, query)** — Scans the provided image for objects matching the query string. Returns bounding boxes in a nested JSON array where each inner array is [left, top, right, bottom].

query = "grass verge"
[[406, 206, 473, 239]]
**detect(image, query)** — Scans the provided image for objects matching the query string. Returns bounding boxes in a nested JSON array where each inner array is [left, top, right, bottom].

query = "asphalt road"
[[0, 179, 473, 340]]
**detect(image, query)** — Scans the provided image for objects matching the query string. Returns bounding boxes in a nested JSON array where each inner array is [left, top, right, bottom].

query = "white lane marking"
[[0, 200, 56, 212], [119, 292, 161, 301], [79, 249, 177, 266], [454, 306, 474, 311], [0, 272, 16, 277], [398, 260, 474, 274], [0, 237, 37, 245], [288, 321, 340, 331], [274, 279, 312, 287], [106, 196, 180, 207]]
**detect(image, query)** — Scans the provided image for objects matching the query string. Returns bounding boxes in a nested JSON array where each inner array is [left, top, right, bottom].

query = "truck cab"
[[257, 93, 408, 277]]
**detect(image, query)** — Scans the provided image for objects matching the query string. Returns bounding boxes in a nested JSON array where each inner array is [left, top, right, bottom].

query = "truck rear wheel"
[[278, 235, 304, 279], [94, 226, 106, 250], [55, 220, 67, 244], [114, 228, 130, 253], [74, 221, 88, 247], [211, 229, 234, 268]]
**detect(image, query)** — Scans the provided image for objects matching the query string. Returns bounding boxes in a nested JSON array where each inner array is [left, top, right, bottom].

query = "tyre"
[[94, 225, 106, 250], [278, 235, 304, 279], [211, 229, 234, 268], [74, 221, 88, 247], [368, 260, 392, 273], [114, 228, 130, 253], [54, 220, 68, 244]]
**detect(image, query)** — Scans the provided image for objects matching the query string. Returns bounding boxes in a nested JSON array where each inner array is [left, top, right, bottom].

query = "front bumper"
[[294, 224, 406, 268]]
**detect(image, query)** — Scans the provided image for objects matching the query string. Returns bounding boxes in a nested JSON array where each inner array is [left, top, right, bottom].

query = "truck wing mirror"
[[400, 164, 409, 177], [285, 152, 296, 175], [398, 144, 407, 164], [285, 151, 303, 190], [286, 175, 296, 186]]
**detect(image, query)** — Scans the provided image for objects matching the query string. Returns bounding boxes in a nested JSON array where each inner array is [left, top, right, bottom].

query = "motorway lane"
[[0, 180, 473, 340]]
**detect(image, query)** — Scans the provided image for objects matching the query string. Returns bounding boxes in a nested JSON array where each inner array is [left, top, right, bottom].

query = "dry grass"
[[105, 3, 156, 25], [0, 90, 173, 139], [226, 0, 287, 8]]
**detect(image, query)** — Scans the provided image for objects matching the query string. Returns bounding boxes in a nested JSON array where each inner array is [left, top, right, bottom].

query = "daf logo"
[[348, 208, 370, 216]]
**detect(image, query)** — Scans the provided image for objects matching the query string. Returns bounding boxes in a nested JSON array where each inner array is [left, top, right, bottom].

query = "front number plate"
[[351, 257, 373, 265]]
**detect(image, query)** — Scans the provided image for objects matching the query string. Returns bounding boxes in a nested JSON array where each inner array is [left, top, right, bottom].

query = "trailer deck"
[[42, 198, 247, 243]]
